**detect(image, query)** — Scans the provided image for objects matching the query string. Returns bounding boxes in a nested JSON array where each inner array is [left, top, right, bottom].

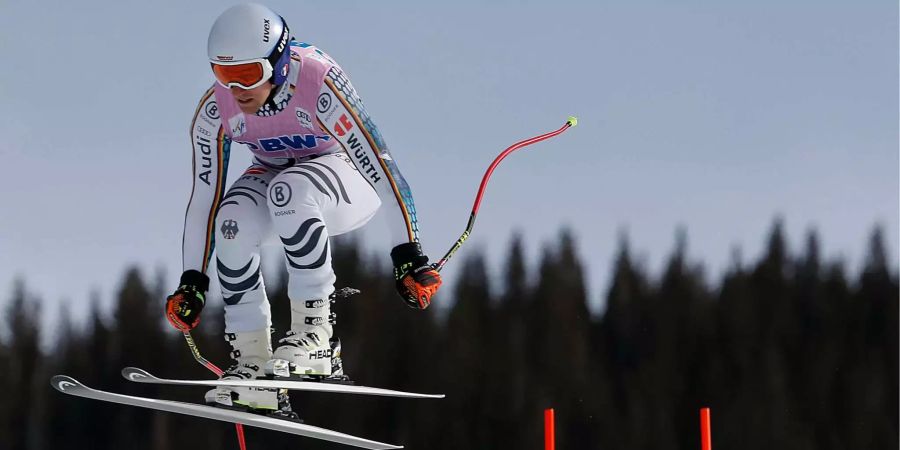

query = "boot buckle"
[[264, 359, 291, 378]]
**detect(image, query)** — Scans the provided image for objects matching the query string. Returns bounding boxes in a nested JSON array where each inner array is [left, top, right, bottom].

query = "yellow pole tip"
[[566, 116, 578, 127]]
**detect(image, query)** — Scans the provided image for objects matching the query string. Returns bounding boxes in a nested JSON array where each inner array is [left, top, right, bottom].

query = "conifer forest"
[[1, 221, 896, 450]]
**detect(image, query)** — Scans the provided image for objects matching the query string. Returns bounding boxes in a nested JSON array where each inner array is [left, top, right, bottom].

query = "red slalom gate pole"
[[700, 407, 711, 450], [544, 408, 555, 450]]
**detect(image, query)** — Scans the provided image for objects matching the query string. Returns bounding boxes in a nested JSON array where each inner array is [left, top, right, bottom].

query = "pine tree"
[[484, 232, 531, 450], [527, 229, 598, 450], [45, 303, 80, 449], [839, 226, 899, 449], [106, 267, 169, 450], [789, 229, 841, 448], [652, 228, 715, 450], [439, 250, 494, 449], [599, 231, 656, 449], [3, 279, 43, 450], [0, 283, 11, 450]]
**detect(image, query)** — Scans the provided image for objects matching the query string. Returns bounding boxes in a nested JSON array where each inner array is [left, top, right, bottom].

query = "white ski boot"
[[205, 329, 281, 411], [266, 298, 337, 379], [268, 330, 334, 378]]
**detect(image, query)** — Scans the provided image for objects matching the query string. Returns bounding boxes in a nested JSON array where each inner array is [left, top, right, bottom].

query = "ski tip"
[[121, 367, 157, 383], [50, 375, 83, 393], [566, 116, 578, 127], [419, 393, 445, 399]]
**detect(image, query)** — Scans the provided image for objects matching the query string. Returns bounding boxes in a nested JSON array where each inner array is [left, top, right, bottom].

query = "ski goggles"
[[210, 58, 273, 90]]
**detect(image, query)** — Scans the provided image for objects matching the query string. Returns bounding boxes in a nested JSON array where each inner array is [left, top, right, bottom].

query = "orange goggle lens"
[[211, 61, 268, 89]]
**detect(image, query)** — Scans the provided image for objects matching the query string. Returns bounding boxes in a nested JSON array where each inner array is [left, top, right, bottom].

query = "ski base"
[[51, 375, 401, 450]]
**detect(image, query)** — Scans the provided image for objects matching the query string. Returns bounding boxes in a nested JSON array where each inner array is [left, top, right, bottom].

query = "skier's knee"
[[267, 172, 322, 215], [216, 202, 265, 247]]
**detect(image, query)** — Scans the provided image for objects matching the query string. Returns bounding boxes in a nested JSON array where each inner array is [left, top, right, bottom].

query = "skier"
[[163, 3, 442, 412]]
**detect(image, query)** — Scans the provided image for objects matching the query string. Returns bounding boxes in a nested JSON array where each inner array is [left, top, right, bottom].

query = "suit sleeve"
[[315, 66, 420, 246], [183, 87, 231, 274]]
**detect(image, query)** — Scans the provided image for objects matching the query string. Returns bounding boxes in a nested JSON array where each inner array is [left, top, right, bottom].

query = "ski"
[[51, 375, 402, 450], [121, 367, 444, 399]]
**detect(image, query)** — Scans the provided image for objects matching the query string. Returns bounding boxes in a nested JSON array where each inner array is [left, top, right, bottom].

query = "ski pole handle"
[[433, 116, 577, 272]]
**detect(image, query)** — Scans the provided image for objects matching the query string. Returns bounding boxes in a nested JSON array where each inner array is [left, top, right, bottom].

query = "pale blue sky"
[[1, 0, 896, 332]]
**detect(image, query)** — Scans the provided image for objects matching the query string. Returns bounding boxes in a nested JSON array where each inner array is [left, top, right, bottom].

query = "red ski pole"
[[182, 331, 248, 450], [433, 117, 577, 272]]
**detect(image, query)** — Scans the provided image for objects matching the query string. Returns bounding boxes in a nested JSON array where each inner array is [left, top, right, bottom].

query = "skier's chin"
[[230, 83, 272, 114], [237, 101, 261, 114]]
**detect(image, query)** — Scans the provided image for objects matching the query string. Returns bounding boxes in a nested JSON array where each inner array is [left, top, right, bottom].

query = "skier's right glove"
[[165, 270, 210, 331]]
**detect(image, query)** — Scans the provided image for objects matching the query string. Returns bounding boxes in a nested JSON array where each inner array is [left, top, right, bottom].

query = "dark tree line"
[[1, 220, 896, 450]]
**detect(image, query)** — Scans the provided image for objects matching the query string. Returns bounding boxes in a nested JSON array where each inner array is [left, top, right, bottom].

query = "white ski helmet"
[[207, 3, 292, 89]]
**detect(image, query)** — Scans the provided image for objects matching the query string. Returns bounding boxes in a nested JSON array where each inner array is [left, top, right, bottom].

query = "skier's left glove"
[[391, 242, 442, 309], [165, 270, 209, 331]]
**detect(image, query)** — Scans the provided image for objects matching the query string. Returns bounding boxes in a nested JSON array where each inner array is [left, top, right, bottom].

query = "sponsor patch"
[[204, 101, 220, 120], [333, 113, 354, 137], [194, 135, 214, 186], [255, 134, 331, 152], [317, 92, 333, 114], [308, 349, 333, 360], [270, 182, 292, 207], [221, 220, 239, 239], [229, 114, 246, 137], [238, 174, 270, 186], [295, 107, 313, 128], [344, 132, 381, 184]]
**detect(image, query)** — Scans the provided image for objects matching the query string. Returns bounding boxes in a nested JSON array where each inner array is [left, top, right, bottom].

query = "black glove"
[[391, 242, 442, 309], [165, 270, 209, 331]]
